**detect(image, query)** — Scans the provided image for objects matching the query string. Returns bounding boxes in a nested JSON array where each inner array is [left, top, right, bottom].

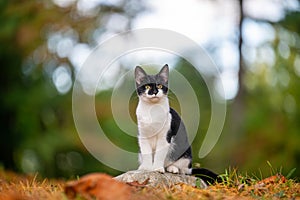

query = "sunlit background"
[[1, 0, 300, 179]]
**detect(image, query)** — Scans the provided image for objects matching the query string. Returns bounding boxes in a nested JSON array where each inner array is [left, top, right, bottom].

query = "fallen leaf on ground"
[[127, 178, 150, 187], [65, 173, 131, 200], [255, 174, 286, 187]]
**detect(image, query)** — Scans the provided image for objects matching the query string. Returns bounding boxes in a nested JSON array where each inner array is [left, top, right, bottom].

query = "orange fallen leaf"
[[65, 173, 131, 200], [255, 174, 286, 187], [0, 191, 26, 200]]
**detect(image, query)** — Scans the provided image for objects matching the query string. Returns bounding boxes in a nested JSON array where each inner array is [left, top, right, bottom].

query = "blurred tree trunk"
[[230, 0, 246, 137], [0, 0, 24, 170]]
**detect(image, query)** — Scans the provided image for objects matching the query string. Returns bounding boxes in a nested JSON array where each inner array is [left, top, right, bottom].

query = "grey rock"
[[114, 170, 207, 188]]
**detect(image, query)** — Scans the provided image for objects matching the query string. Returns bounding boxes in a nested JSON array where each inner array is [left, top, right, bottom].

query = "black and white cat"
[[135, 64, 219, 184]]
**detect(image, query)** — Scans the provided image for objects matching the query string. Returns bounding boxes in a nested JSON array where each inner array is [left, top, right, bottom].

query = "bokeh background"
[[1, 0, 299, 179]]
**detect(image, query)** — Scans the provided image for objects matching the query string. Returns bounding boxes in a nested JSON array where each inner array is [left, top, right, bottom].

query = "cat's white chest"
[[136, 100, 171, 137]]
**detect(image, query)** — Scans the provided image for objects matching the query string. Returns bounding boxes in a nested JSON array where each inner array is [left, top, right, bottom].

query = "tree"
[[0, 0, 145, 177], [228, 2, 300, 177]]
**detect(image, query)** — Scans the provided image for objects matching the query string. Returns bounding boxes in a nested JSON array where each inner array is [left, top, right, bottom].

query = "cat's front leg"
[[138, 137, 153, 171], [152, 138, 170, 173], [138, 153, 152, 171]]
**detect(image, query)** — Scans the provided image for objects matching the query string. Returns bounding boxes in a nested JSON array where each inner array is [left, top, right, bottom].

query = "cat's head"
[[135, 64, 169, 103]]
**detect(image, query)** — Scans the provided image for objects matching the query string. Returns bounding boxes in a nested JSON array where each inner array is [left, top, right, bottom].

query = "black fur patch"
[[167, 108, 192, 161]]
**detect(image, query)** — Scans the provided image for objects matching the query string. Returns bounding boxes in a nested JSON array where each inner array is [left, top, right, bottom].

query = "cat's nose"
[[153, 89, 158, 95]]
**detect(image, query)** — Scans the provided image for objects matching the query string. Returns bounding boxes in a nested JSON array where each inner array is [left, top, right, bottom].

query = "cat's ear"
[[135, 66, 147, 85], [158, 64, 169, 83]]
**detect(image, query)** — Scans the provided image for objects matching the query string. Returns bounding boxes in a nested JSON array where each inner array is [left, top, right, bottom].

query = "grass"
[[0, 168, 299, 200], [0, 170, 64, 200], [130, 167, 299, 200]]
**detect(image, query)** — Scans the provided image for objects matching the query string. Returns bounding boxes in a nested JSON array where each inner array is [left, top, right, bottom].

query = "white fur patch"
[[140, 88, 164, 103], [166, 158, 191, 174], [136, 96, 170, 139], [166, 165, 179, 173], [136, 95, 171, 171]]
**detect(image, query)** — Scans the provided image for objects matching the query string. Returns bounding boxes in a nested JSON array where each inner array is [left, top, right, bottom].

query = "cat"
[[134, 64, 220, 184]]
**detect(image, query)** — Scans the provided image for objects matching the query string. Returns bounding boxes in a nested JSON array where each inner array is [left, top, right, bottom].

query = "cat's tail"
[[190, 168, 222, 185]]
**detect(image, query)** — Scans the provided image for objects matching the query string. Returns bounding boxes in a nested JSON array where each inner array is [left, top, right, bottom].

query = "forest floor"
[[0, 169, 299, 200]]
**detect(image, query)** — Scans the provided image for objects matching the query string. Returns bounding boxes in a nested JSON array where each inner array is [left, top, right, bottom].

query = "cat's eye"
[[145, 85, 151, 90], [157, 84, 163, 89]]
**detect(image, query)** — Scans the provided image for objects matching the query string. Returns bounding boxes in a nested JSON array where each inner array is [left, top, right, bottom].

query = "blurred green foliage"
[[0, 0, 299, 179], [233, 11, 300, 176], [0, 0, 144, 177]]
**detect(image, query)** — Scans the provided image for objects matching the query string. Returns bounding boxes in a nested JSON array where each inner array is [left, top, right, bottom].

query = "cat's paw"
[[166, 165, 179, 174], [153, 167, 165, 173]]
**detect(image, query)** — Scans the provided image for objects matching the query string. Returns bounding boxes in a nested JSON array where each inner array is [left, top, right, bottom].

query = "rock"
[[114, 170, 207, 188]]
